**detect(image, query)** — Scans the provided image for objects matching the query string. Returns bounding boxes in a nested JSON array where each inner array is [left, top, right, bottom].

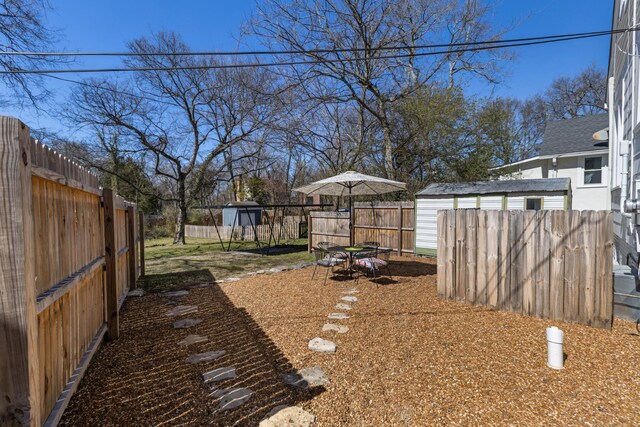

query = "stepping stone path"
[[173, 318, 203, 329], [259, 405, 316, 427], [178, 334, 208, 346], [215, 388, 253, 412], [185, 350, 226, 364], [328, 313, 349, 320], [342, 289, 359, 295], [335, 303, 352, 310], [340, 296, 358, 303], [322, 323, 349, 333], [166, 305, 198, 317], [203, 367, 237, 383], [127, 289, 144, 297], [281, 366, 330, 389], [308, 337, 336, 353], [162, 290, 190, 298]]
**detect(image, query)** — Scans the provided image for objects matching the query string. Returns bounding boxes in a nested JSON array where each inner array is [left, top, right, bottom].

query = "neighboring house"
[[414, 178, 571, 256], [495, 114, 610, 211]]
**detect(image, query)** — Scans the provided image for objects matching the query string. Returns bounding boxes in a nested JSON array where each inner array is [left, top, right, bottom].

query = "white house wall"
[[609, 0, 639, 264], [414, 198, 454, 253], [479, 196, 503, 210]]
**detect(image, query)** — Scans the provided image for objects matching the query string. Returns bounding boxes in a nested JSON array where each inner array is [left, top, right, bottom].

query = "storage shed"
[[414, 178, 571, 255], [222, 201, 262, 227]]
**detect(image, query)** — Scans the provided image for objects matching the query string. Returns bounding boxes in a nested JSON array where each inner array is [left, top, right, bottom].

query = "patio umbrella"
[[293, 171, 407, 245]]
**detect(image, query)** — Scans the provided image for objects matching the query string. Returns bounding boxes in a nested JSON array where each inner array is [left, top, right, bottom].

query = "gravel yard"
[[60, 257, 640, 426]]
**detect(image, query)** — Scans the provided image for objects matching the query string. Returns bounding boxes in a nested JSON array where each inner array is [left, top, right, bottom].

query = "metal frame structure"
[[191, 203, 332, 255]]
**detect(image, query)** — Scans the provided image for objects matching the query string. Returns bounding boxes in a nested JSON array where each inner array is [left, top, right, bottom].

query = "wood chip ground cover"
[[60, 257, 640, 426]]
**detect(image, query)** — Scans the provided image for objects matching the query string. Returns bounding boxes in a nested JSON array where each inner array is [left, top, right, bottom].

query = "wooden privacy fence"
[[309, 202, 415, 254], [436, 209, 613, 328], [0, 117, 145, 426], [185, 216, 303, 242]]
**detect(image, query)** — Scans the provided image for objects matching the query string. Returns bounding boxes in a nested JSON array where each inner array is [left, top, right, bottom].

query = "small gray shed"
[[414, 178, 571, 256], [222, 201, 263, 227]]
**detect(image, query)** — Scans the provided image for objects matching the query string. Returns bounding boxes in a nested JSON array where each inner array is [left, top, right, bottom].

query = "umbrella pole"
[[349, 186, 353, 246]]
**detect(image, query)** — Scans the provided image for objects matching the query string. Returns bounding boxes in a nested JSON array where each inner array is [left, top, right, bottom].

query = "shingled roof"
[[539, 114, 608, 156], [416, 178, 571, 196]]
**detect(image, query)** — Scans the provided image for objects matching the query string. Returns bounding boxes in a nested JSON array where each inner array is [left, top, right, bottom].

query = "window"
[[526, 198, 542, 211], [584, 156, 603, 184]]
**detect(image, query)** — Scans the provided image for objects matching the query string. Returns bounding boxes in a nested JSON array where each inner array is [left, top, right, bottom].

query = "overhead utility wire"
[[0, 27, 629, 58], [0, 27, 631, 75]]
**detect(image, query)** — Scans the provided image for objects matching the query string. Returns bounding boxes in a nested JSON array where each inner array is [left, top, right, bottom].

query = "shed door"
[[415, 198, 454, 255]]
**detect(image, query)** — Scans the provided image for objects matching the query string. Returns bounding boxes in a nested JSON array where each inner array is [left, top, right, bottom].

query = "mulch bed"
[[60, 257, 640, 426]]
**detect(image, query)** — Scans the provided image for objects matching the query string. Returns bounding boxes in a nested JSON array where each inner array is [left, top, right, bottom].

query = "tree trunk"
[[173, 174, 187, 245]]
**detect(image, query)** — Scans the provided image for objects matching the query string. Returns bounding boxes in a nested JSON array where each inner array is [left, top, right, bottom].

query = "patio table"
[[326, 245, 373, 279]]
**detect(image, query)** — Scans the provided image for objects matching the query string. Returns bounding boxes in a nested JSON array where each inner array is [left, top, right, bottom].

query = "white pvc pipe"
[[546, 326, 564, 370]]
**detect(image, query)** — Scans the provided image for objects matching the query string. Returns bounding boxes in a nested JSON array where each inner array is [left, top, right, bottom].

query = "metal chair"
[[311, 247, 347, 285], [354, 248, 393, 284], [318, 241, 348, 259]]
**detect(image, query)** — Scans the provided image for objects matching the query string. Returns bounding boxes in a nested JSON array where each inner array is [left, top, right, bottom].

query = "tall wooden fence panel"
[[436, 209, 614, 328], [0, 117, 144, 426], [309, 203, 414, 254], [309, 211, 350, 250]]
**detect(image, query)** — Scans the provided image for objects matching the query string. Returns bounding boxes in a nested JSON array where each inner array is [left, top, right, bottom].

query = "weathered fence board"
[[308, 203, 415, 254], [436, 209, 613, 329], [0, 117, 145, 426]]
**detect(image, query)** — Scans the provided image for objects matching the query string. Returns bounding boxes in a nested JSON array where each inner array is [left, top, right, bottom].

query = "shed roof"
[[416, 178, 571, 196], [224, 201, 261, 207], [539, 114, 608, 156]]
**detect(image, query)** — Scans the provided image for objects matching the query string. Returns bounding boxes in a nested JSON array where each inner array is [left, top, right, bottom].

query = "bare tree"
[[64, 32, 277, 244], [0, 0, 64, 107], [545, 65, 607, 119], [248, 0, 505, 179]]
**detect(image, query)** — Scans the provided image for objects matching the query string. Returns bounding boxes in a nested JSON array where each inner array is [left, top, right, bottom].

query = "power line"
[[0, 28, 626, 75], [0, 27, 629, 58]]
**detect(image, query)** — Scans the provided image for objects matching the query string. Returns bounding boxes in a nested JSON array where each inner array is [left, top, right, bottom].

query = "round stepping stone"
[[269, 267, 282, 273], [322, 323, 349, 333], [281, 366, 329, 389], [128, 289, 145, 297], [173, 318, 203, 329], [178, 334, 208, 346], [328, 313, 349, 320], [185, 350, 226, 364], [162, 290, 190, 297], [308, 337, 336, 353], [341, 296, 358, 303], [166, 305, 198, 317], [203, 367, 237, 383], [216, 388, 253, 412], [335, 303, 352, 310], [259, 405, 316, 427], [226, 277, 241, 282], [342, 289, 359, 295]]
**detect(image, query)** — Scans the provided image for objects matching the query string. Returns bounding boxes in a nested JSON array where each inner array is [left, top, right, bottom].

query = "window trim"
[[524, 196, 544, 211], [582, 155, 604, 186]]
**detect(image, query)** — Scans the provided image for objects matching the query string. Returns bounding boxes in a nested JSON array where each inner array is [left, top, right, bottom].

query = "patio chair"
[[354, 248, 393, 284], [317, 241, 348, 259], [311, 247, 347, 285]]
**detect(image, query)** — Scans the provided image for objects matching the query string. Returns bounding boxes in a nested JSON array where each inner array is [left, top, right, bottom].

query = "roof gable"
[[539, 114, 608, 156]]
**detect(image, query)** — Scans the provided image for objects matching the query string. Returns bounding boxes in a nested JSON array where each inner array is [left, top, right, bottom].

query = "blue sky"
[[4, 0, 613, 133]]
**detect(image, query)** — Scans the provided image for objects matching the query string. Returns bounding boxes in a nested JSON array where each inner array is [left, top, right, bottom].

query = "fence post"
[[103, 189, 119, 340], [308, 212, 313, 253], [127, 206, 137, 289], [0, 117, 41, 426], [139, 211, 145, 276], [397, 206, 403, 256]]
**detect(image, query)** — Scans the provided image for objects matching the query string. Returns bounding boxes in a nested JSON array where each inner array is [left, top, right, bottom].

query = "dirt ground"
[[60, 257, 640, 426]]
